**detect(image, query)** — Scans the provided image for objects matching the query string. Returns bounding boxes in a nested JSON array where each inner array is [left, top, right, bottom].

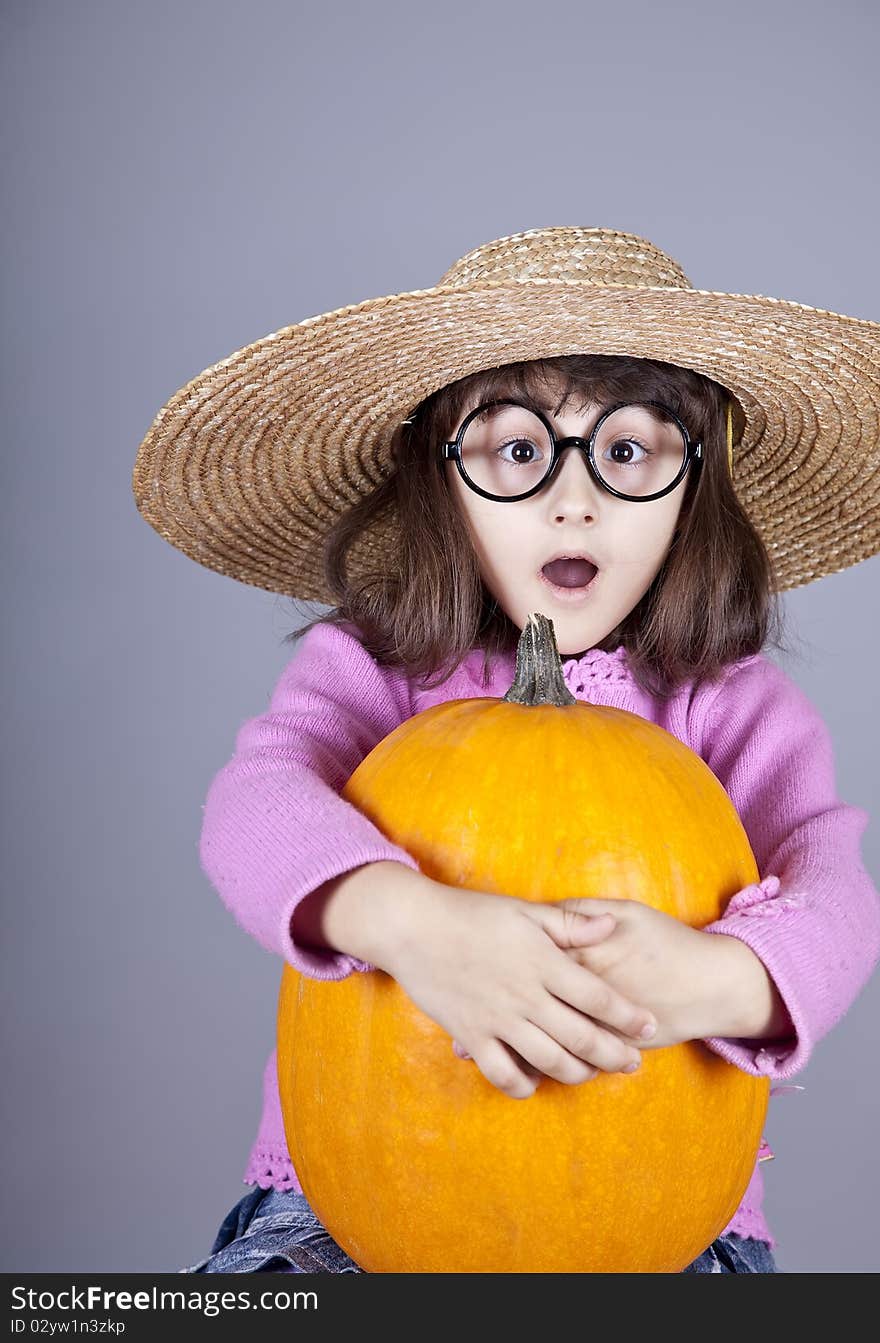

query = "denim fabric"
[[181, 1187, 362, 1274], [680, 1232, 778, 1273], [180, 1187, 779, 1274]]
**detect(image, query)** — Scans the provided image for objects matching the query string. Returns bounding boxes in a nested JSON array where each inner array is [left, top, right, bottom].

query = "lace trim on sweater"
[[561, 644, 631, 688], [245, 1150, 301, 1193], [452, 643, 631, 697]]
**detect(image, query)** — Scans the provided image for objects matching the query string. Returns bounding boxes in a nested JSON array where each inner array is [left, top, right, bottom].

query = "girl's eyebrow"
[[479, 390, 563, 415], [465, 390, 612, 425], [513, 391, 607, 420]]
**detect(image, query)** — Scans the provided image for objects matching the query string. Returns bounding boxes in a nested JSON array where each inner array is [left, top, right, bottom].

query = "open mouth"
[[539, 557, 599, 590], [538, 558, 599, 604]]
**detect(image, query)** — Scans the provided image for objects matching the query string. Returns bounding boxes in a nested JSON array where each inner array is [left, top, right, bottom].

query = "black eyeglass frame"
[[441, 398, 703, 504]]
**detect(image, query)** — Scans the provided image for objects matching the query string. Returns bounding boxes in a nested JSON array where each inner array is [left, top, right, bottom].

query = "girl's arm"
[[199, 619, 423, 979], [201, 628, 656, 1088], [695, 656, 880, 1079]]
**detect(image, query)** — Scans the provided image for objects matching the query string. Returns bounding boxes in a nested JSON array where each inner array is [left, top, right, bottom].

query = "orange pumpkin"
[[277, 613, 768, 1272]]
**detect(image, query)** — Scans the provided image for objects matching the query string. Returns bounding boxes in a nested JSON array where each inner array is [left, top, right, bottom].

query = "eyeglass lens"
[[459, 403, 689, 498]]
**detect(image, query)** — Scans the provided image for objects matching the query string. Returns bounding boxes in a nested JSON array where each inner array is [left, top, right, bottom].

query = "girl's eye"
[[498, 437, 544, 464], [604, 437, 653, 466]]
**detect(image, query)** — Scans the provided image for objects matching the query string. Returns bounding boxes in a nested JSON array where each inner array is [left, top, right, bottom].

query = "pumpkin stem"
[[502, 613, 577, 706]]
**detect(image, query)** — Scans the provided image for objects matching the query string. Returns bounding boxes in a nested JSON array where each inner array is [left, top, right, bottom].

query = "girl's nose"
[[546, 443, 601, 498]]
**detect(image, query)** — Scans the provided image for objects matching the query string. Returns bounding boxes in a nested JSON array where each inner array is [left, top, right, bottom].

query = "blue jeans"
[[180, 1186, 779, 1274]]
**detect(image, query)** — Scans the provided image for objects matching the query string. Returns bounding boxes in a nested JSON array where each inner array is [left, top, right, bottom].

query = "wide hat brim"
[[132, 278, 880, 602]]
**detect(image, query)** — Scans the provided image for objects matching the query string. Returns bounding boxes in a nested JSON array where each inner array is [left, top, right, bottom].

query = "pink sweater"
[[199, 620, 880, 1252]]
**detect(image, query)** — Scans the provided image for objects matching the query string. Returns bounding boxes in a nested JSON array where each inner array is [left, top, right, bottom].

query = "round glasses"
[[442, 399, 703, 503]]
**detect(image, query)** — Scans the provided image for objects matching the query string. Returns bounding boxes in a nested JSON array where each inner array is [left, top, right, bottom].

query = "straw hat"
[[132, 225, 880, 600]]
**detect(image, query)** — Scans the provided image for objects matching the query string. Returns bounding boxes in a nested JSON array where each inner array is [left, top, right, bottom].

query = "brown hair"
[[282, 354, 793, 701]]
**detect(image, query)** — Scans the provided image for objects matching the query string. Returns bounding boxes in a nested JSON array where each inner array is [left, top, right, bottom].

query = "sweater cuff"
[[280, 845, 423, 980], [700, 875, 810, 1079]]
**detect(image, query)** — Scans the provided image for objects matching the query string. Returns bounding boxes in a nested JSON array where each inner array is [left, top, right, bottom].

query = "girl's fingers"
[[569, 911, 617, 943], [528, 903, 617, 948], [529, 994, 644, 1073], [468, 1037, 542, 1099], [503, 1019, 600, 1086], [545, 955, 657, 1045]]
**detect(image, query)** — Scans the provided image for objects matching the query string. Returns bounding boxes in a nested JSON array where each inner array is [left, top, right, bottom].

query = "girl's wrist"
[[697, 930, 795, 1042], [293, 861, 432, 973]]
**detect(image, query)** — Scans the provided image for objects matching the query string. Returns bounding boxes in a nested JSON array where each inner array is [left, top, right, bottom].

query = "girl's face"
[[445, 381, 690, 657]]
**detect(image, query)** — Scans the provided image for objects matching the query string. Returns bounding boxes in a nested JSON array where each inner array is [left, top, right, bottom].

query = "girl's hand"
[[555, 896, 719, 1050], [383, 880, 658, 1099]]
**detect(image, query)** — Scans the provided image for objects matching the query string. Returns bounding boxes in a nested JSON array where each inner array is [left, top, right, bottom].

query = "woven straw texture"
[[132, 226, 880, 601]]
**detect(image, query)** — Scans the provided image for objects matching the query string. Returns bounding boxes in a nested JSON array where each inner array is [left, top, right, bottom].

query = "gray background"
[[2, 0, 878, 1273]]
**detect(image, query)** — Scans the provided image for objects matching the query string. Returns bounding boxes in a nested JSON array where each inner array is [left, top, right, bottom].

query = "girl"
[[133, 226, 880, 1274]]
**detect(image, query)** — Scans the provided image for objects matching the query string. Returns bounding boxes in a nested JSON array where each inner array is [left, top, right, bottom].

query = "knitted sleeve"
[[696, 656, 880, 1079], [198, 620, 422, 980]]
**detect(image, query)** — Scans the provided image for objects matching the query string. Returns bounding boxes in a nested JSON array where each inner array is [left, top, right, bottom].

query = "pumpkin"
[[277, 612, 768, 1273]]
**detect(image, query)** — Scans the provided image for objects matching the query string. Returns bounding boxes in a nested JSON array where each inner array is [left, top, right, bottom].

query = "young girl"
[[133, 226, 880, 1274]]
